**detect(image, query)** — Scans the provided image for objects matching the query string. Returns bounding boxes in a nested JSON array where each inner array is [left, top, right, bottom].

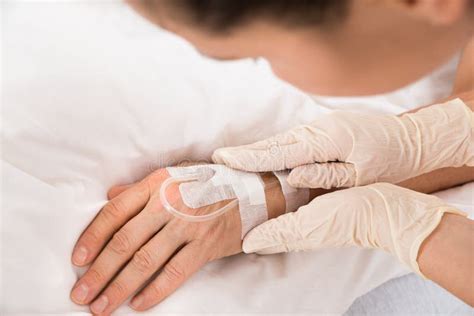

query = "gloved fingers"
[[212, 126, 339, 172], [288, 162, 357, 189], [242, 211, 304, 254]]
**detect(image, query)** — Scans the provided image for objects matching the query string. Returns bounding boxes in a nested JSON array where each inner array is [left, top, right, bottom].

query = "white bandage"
[[164, 165, 310, 239], [166, 165, 268, 238]]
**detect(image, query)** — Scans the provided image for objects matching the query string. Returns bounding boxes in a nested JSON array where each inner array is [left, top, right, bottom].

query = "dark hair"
[[164, 0, 349, 33]]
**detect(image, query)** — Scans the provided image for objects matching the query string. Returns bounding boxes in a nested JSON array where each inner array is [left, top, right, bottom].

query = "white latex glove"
[[242, 183, 466, 276], [213, 99, 473, 189]]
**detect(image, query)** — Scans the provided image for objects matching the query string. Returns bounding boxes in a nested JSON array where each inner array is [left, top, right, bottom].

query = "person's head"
[[128, 0, 474, 96]]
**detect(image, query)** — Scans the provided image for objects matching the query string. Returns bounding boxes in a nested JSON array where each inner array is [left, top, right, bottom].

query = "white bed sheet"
[[1, 2, 471, 314], [347, 272, 474, 315]]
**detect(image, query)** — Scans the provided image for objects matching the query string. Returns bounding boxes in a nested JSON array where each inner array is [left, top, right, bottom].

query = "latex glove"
[[213, 99, 473, 189], [242, 183, 466, 276]]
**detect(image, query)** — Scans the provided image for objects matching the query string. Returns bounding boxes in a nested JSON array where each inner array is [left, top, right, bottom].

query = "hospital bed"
[[2, 2, 472, 314]]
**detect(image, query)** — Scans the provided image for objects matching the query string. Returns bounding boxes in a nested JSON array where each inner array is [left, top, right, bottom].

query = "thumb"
[[243, 211, 305, 254], [288, 162, 357, 189]]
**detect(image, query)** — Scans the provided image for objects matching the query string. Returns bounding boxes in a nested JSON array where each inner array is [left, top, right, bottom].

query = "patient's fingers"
[[107, 184, 133, 200], [129, 241, 209, 311], [70, 200, 171, 305], [87, 224, 184, 314], [72, 170, 167, 267]]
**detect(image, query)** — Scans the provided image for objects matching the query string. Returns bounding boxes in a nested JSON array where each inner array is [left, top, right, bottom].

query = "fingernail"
[[129, 295, 144, 310], [91, 295, 108, 313], [71, 283, 89, 303], [72, 246, 88, 265]]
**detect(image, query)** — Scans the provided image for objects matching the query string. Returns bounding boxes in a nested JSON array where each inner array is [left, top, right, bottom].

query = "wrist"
[[418, 213, 472, 275], [261, 172, 332, 220], [417, 213, 474, 305], [261, 172, 286, 219]]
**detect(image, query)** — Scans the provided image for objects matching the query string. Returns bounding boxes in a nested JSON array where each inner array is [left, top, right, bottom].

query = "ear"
[[399, 0, 471, 25]]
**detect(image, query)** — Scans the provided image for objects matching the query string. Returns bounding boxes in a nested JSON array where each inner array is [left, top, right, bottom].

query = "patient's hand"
[[70, 168, 285, 314]]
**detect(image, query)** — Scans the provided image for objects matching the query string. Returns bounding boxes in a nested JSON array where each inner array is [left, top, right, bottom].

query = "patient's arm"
[[70, 168, 295, 313]]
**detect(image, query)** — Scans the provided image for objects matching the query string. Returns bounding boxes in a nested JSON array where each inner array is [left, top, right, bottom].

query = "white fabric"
[[346, 273, 473, 315], [1, 1, 471, 315]]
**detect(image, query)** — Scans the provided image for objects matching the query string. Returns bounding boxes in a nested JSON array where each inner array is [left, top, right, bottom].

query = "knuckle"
[[143, 173, 159, 195], [107, 186, 120, 199], [108, 280, 128, 300], [163, 261, 186, 282], [87, 268, 105, 284], [148, 169, 166, 183], [108, 230, 133, 255], [131, 248, 156, 273], [83, 228, 102, 246], [147, 282, 165, 300], [102, 199, 126, 220], [143, 169, 167, 194]]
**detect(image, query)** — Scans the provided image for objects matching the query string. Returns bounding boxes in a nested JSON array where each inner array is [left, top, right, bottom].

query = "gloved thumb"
[[212, 126, 342, 172], [288, 162, 357, 189], [242, 211, 306, 254], [212, 136, 306, 172]]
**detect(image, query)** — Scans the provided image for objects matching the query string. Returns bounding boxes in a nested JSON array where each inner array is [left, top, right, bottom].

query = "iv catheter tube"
[[159, 175, 239, 222]]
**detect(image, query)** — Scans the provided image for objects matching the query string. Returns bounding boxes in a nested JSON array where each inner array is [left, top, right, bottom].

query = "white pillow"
[[2, 2, 466, 314]]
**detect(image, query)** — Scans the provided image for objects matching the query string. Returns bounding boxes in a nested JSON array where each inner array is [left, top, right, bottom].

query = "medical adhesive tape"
[[162, 164, 309, 239], [165, 165, 267, 238]]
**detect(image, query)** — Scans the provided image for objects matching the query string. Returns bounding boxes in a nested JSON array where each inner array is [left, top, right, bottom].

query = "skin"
[[71, 0, 474, 313], [128, 0, 474, 95], [418, 213, 474, 306], [70, 169, 287, 313]]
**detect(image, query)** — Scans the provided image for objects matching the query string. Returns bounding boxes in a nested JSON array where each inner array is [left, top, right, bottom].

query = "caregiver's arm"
[[212, 90, 473, 195], [413, 39, 474, 289], [418, 213, 474, 306], [397, 90, 474, 193], [399, 37, 474, 193], [213, 39, 474, 194], [242, 183, 474, 307]]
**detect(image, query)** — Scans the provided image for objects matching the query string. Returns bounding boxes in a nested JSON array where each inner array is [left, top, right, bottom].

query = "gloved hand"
[[213, 99, 473, 189], [242, 183, 466, 276]]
